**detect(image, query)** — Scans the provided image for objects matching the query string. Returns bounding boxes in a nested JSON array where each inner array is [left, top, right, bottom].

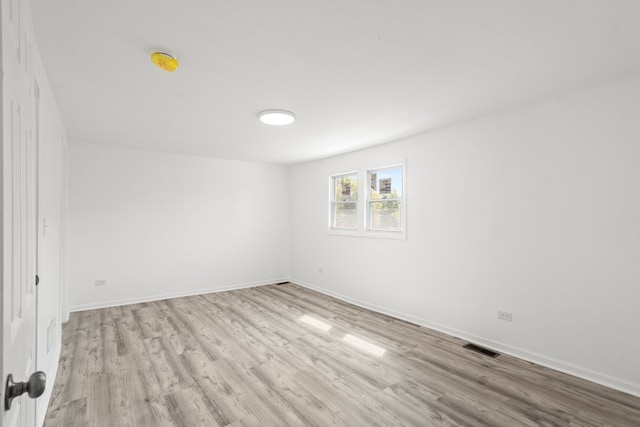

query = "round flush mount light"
[[151, 52, 179, 72], [258, 109, 296, 126]]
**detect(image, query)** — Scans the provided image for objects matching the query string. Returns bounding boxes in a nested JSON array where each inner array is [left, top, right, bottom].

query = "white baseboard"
[[69, 277, 289, 312], [291, 278, 640, 398]]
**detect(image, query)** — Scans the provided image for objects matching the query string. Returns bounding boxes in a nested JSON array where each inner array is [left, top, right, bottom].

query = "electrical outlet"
[[95, 279, 107, 286], [497, 311, 512, 322]]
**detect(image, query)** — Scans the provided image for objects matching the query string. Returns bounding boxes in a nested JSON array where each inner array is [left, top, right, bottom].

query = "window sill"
[[327, 229, 406, 240]]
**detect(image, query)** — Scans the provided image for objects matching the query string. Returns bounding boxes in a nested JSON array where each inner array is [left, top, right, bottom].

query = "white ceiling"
[[30, 0, 640, 164]]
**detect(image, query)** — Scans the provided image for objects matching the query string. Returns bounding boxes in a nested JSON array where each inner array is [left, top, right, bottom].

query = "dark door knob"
[[4, 371, 46, 410]]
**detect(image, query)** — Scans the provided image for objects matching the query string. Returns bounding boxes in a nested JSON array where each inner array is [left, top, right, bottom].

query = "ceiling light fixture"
[[258, 109, 296, 126], [150, 52, 179, 72]]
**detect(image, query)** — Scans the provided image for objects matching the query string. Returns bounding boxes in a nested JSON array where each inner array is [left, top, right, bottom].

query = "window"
[[330, 172, 358, 230], [329, 162, 406, 238], [367, 165, 404, 232]]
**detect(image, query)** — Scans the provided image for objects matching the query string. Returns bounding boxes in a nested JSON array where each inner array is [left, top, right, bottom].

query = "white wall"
[[68, 144, 290, 310], [290, 76, 640, 397]]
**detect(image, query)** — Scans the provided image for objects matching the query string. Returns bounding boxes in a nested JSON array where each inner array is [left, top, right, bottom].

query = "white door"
[[2, 0, 45, 426], [34, 83, 63, 427]]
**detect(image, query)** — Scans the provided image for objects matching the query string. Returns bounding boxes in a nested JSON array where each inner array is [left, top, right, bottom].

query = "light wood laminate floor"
[[45, 283, 640, 426]]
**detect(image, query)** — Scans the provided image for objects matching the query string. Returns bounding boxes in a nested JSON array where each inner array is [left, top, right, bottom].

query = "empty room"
[[1, 0, 640, 426]]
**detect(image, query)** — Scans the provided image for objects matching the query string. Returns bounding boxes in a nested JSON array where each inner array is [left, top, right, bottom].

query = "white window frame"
[[329, 171, 360, 232], [366, 163, 406, 237], [328, 161, 406, 239]]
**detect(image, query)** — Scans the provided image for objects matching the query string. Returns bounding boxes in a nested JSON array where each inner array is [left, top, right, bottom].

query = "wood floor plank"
[[164, 386, 222, 427], [180, 349, 249, 425], [224, 414, 261, 427], [143, 337, 195, 395], [44, 397, 88, 427], [45, 283, 640, 426]]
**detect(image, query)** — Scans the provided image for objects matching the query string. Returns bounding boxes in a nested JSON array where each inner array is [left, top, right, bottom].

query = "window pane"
[[334, 174, 358, 202], [333, 202, 357, 229], [369, 200, 402, 231], [369, 166, 402, 200]]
